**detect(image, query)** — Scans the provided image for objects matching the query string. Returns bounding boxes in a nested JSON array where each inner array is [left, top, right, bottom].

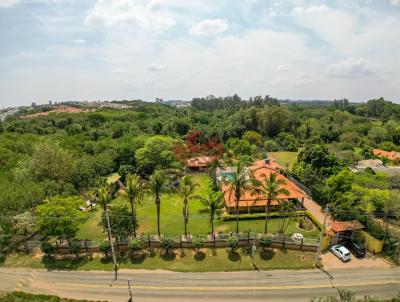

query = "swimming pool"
[[221, 172, 234, 181]]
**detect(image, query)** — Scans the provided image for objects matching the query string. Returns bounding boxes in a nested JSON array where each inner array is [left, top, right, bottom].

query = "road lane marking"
[[41, 280, 400, 291]]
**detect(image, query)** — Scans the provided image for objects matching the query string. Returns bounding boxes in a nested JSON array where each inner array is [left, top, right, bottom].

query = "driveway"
[[303, 197, 333, 225], [321, 250, 391, 270]]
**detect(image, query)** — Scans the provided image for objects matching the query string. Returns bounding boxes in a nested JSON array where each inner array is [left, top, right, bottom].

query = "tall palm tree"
[[198, 192, 225, 236], [148, 170, 170, 237], [124, 173, 145, 237], [225, 161, 258, 233], [97, 186, 113, 212], [177, 175, 199, 238], [255, 172, 289, 234]]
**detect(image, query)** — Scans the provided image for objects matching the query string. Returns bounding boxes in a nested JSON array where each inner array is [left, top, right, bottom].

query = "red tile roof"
[[223, 159, 306, 208], [329, 221, 364, 233], [373, 149, 400, 161]]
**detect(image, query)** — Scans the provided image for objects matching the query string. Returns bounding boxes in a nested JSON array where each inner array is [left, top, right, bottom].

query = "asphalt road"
[[0, 267, 399, 302]]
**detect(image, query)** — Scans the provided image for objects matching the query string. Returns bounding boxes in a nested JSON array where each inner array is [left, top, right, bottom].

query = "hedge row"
[[222, 210, 307, 221]]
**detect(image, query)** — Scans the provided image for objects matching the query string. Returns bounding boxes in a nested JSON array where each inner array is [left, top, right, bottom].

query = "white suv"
[[330, 245, 351, 262]]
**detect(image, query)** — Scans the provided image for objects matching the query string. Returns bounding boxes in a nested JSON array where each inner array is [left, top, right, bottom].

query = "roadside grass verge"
[[1, 248, 315, 272]]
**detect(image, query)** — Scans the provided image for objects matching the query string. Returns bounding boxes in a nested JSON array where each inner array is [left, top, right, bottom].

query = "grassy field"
[[268, 151, 299, 169], [77, 174, 319, 240], [1, 248, 315, 272]]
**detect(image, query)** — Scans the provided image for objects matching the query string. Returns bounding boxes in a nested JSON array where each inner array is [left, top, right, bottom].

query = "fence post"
[[180, 236, 183, 250], [116, 237, 119, 250], [84, 240, 88, 253], [300, 237, 303, 250], [148, 234, 151, 249], [213, 234, 216, 249], [283, 235, 286, 249], [247, 231, 250, 246]]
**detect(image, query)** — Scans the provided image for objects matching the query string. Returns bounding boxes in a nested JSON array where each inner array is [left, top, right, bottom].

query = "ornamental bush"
[[40, 242, 54, 257], [226, 236, 239, 253], [259, 236, 272, 251], [129, 238, 144, 253], [69, 240, 81, 258], [160, 238, 174, 254], [192, 237, 204, 253], [99, 242, 110, 257]]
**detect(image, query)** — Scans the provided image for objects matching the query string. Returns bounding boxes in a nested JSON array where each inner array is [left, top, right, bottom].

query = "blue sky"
[[0, 0, 400, 107]]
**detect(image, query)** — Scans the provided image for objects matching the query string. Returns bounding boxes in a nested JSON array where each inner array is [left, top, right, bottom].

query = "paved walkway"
[[303, 197, 333, 226]]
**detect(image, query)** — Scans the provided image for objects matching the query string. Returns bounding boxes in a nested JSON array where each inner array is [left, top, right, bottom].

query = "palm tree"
[[255, 172, 289, 234], [124, 173, 146, 237], [224, 161, 258, 233], [198, 192, 225, 236], [148, 170, 170, 237], [97, 186, 113, 212], [177, 175, 199, 238]]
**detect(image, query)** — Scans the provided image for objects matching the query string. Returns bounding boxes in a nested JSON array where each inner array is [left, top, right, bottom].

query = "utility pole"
[[105, 209, 118, 280], [128, 279, 133, 302], [315, 207, 329, 267]]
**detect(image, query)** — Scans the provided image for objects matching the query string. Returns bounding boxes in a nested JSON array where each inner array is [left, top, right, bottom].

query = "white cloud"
[[0, 0, 19, 8], [85, 0, 175, 30], [390, 0, 400, 5], [147, 0, 163, 10], [189, 18, 228, 37], [276, 64, 290, 72], [328, 57, 376, 78], [147, 63, 165, 71], [73, 39, 86, 44]]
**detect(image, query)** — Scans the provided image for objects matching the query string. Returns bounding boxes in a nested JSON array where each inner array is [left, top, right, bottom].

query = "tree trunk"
[[264, 200, 270, 234], [211, 214, 214, 237], [156, 194, 161, 237], [130, 199, 136, 237], [235, 191, 240, 234], [183, 200, 187, 238]]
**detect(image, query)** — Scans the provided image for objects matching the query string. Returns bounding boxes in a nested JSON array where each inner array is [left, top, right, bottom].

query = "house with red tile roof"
[[220, 159, 307, 214], [373, 149, 400, 161]]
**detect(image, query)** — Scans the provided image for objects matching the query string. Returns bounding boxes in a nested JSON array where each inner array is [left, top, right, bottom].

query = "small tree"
[[70, 241, 81, 259], [192, 237, 204, 254], [160, 238, 174, 255], [99, 242, 110, 258], [129, 238, 144, 255], [40, 242, 54, 257], [259, 236, 272, 251], [226, 236, 239, 253]]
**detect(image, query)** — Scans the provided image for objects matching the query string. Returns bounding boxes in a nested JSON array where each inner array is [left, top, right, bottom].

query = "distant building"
[[156, 98, 164, 103], [373, 149, 400, 161]]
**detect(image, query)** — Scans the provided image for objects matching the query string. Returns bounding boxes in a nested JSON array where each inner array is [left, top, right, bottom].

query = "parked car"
[[330, 245, 351, 262], [345, 241, 366, 258]]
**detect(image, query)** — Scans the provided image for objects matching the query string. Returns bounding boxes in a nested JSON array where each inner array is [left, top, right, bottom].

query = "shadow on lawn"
[[194, 252, 206, 261], [259, 249, 275, 261], [228, 251, 241, 262], [42, 255, 89, 270], [161, 252, 176, 261]]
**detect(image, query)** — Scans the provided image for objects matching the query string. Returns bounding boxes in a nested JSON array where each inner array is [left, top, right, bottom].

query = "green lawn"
[[1, 248, 315, 272], [77, 174, 319, 240], [268, 151, 299, 169]]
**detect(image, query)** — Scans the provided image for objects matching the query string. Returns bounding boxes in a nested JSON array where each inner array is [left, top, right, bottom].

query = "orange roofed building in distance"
[[373, 149, 400, 161], [219, 159, 307, 214]]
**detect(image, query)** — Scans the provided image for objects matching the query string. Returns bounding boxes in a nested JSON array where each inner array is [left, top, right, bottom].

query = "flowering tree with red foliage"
[[173, 129, 224, 162]]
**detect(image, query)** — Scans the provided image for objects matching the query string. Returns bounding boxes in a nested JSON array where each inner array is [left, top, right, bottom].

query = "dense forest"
[[0, 96, 399, 256]]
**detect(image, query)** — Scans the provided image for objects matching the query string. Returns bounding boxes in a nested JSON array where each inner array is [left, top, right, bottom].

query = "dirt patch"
[[22, 106, 93, 119]]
